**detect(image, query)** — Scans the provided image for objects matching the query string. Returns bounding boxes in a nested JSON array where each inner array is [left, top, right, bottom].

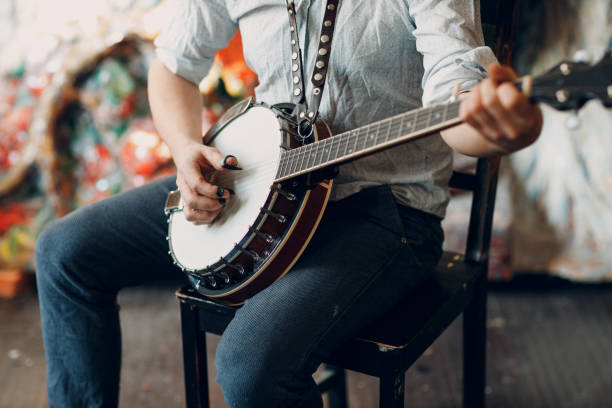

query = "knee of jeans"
[[35, 217, 87, 290], [215, 332, 274, 406]]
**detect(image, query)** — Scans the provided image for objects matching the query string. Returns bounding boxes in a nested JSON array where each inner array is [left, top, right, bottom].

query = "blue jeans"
[[36, 176, 443, 408]]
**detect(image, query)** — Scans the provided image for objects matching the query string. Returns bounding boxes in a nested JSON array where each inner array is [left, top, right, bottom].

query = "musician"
[[36, 1, 542, 407]]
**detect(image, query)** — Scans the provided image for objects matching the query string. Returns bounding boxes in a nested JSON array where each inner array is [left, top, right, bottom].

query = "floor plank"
[[1, 279, 612, 407]]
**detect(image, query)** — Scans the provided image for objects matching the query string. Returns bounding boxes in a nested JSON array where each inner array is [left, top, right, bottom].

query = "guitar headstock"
[[526, 51, 612, 110]]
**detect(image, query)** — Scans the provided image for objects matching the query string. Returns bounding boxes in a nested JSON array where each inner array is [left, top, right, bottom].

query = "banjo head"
[[167, 105, 282, 272]]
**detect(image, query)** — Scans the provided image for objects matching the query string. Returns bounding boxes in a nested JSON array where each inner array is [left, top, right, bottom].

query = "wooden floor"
[[2, 278, 612, 407]]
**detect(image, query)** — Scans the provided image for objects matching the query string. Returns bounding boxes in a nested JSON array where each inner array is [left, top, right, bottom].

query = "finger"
[[177, 174, 226, 212], [479, 79, 522, 140], [198, 145, 241, 172], [487, 63, 518, 85], [178, 162, 230, 199], [460, 85, 504, 143], [498, 83, 543, 143], [178, 160, 215, 197], [497, 82, 535, 122], [183, 206, 221, 224]]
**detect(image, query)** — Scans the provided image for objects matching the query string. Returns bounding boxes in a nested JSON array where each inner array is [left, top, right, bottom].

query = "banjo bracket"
[[164, 189, 182, 215]]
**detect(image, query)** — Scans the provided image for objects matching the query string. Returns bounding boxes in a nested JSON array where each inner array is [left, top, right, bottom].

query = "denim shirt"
[[155, 0, 497, 217]]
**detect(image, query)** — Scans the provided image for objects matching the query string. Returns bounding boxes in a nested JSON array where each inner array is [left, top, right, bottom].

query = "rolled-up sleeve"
[[154, 0, 238, 85], [409, 0, 498, 106]]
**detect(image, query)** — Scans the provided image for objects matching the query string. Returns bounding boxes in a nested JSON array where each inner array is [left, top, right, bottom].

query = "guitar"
[[164, 53, 612, 305]]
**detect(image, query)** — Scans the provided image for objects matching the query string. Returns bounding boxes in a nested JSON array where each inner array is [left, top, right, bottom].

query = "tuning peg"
[[573, 49, 592, 63]]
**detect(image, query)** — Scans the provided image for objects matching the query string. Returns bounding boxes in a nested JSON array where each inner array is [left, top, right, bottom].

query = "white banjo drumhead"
[[168, 106, 282, 271]]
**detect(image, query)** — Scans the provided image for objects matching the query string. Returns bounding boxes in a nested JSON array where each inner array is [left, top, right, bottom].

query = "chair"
[[176, 1, 517, 406]]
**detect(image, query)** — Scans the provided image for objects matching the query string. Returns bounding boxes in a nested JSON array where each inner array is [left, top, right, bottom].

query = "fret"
[[384, 118, 392, 142], [325, 136, 335, 165], [414, 109, 426, 132], [314, 139, 325, 167], [316, 142, 324, 166], [356, 126, 367, 153], [342, 132, 350, 156], [331, 136, 340, 160], [286, 149, 297, 177], [303, 145, 313, 170], [284, 150, 293, 177], [310, 144, 320, 169], [342, 132, 352, 156], [396, 116, 405, 138], [425, 107, 433, 130], [295, 146, 307, 174], [276, 152, 283, 179], [325, 138, 334, 163], [352, 128, 362, 154], [363, 126, 372, 150], [278, 151, 288, 179], [302, 145, 312, 172], [369, 122, 380, 148], [349, 130, 359, 155], [430, 107, 441, 126], [351, 129, 360, 154], [286, 149, 296, 177], [342, 132, 350, 157], [390, 118, 398, 141], [393, 116, 403, 139], [376, 120, 391, 146], [293, 147, 304, 175], [409, 111, 417, 134]]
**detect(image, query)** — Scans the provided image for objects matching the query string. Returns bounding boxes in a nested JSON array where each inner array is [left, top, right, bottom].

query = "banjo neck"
[[274, 100, 462, 182]]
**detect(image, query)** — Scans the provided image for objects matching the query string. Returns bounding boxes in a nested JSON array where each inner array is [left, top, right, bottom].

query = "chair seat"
[[175, 251, 483, 378], [324, 251, 483, 377]]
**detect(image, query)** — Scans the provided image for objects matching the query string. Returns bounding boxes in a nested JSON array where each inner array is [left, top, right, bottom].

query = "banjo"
[[164, 53, 612, 305]]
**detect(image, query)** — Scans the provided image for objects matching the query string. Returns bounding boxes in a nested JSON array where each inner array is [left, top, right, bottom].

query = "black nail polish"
[[221, 155, 242, 170], [218, 197, 226, 206], [226, 187, 235, 195], [216, 187, 225, 197]]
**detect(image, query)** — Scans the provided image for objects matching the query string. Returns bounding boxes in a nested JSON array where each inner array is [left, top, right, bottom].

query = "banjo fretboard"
[[275, 100, 462, 181]]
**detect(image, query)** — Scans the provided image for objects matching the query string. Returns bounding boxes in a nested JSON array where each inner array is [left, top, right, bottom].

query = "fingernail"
[[216, 187, 225, 197], [218, 197, 226, 206], [226, 187, 235, 195], [221, 155, 242, 170]]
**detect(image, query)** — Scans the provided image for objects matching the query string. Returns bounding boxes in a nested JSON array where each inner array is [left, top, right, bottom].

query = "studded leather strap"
[[286, 0, 339, 139]]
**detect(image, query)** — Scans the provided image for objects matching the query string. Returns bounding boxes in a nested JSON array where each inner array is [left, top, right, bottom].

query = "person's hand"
[[459, 63, 543, 154], [173, 141, 239, 225]]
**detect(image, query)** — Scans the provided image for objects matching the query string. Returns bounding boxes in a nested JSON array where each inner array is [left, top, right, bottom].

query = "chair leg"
[[463, 275, 487, 408], [180, 301, 210, 408], [324, 365, 348, 408], [379, 370, 405, 408]]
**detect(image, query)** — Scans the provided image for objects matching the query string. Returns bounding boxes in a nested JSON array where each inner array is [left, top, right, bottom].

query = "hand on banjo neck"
[[441, 63, 542, 158]]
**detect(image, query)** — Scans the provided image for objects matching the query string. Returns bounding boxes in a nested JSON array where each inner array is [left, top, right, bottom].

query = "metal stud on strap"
[[285, 0, 339, 141]]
